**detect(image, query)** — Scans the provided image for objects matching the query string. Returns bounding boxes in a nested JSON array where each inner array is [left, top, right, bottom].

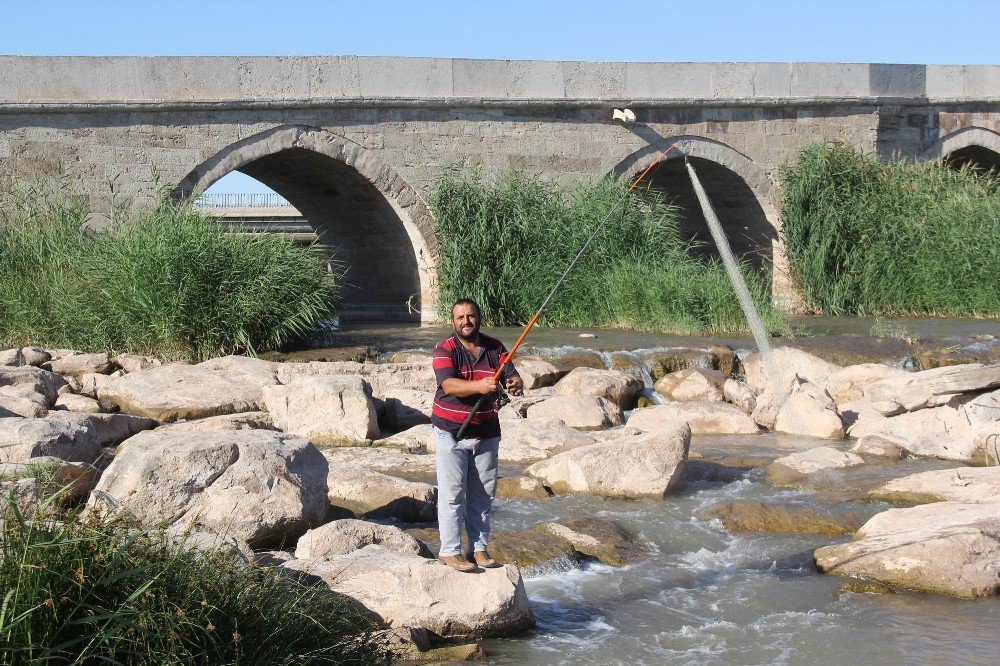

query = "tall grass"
[[0, 492, 387, 664], [781, 142, 1000, 316], [0, 180, 340, 360], [431, 168, 782, 335]]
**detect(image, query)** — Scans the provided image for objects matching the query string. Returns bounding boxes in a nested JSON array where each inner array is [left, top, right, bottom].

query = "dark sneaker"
[[470, 550, 502, 568], [439, 554, 477, 572]]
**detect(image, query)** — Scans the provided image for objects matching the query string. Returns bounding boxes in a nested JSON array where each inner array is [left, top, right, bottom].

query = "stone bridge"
[[2, 56, 1000, 321]]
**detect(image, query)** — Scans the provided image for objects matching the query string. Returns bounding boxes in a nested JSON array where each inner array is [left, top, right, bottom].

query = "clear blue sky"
[[7, 0, 996, 194]]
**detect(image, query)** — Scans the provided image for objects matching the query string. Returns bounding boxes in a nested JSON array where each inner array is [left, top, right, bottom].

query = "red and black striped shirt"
[[432, 333, 520, 438]]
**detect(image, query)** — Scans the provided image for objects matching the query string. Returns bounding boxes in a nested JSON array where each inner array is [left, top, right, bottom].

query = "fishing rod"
[[455, 140, 685, 439]]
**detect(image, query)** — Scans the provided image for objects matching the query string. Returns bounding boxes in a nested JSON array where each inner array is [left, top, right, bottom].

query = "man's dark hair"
[[451, 298, 482, 319]]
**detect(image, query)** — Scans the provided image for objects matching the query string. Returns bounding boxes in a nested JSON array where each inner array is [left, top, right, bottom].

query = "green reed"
[[781, 141, 1000, 317], [0, 180, 340, 361], [431, 167, 783, 335]]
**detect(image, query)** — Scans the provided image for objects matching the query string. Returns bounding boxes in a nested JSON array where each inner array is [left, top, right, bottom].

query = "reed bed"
[[781, 142, 1000, 317], [0, 180, 340, 361], [431, 168, 783, 335]]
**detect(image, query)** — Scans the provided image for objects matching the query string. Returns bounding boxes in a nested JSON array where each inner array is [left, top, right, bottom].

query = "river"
[[308, 315, 1000, 664]]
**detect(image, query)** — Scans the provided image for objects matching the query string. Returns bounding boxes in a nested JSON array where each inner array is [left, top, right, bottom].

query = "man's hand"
[[477, 377, 498, 395], [506, 375, 523, 397]]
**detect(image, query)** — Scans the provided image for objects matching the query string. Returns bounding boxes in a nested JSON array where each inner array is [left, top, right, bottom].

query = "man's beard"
[[455, 324, 480, 342]]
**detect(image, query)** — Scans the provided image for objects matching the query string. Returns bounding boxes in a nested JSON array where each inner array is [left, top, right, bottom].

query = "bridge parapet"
[[3, 57, 1000, 108]]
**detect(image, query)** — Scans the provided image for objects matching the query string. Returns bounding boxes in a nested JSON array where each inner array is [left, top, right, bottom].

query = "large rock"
[[114, 353, 162, 374], [525, 395, 623, 431], [492, 417, 597, 463], [0, 456, 100, 504], [959, 388, 1000, 430], [867, 363, 1000, 412], [47, 411, 157, 447], [849, 405, 980, 463], [525, 421, 689, 498], [0, 415, 101, 463], [0, 387, 48, 417], [653, 368, 727, 403], [705, 501, 870, 536], [814, 502, 1000, 598], [869, 466, 1000, 505], [262, 376, 378, 444], [772, 379, 844, 439], [378, 388, 433, 431], [78, 371, 121, 398], [47, 352, 112, 377], [0, 348, 24, 366], [20, 348, 51, 367], [744, 347, 841, 394], [295, 519, 428, 559], [0, 365, 64, 405], [98, 356, 278, 421], [824, 363, 906, 405], [87, 430, 328, 546], [765, 447, 864, 487], [375, 423, 434, 452], [54, 393, 101, 413], [627, 402, 759, 435], [554, 367, 643, 409], [327, 461, 436, 522], [282, 545, 534, 637], [513, 357, 564, 390]]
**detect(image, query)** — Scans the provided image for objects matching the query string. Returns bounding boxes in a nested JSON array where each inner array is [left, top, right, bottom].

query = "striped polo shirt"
[[432, 333, 520, 438]]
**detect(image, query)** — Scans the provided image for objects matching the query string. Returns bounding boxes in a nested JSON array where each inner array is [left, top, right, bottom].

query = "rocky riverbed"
[[2, 340, 1000, 661]]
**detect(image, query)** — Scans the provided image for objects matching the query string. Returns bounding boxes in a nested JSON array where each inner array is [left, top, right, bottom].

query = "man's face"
[[451, 303, 481, 341]]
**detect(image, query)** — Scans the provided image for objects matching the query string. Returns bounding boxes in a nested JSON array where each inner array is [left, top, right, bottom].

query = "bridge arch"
[[922, 126, 1000, 174], [173, 125, 437, 323], [610, 136, 798, 306]]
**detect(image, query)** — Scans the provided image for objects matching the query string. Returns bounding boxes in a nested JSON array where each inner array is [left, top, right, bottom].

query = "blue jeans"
[[433, 426, 500, 557]]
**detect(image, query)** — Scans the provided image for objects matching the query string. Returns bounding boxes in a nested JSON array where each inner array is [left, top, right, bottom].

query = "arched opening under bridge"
[[174, 126, 436, 323]]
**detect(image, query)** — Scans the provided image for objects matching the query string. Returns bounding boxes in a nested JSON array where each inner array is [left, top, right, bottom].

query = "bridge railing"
[[193, 193, 293, 208]]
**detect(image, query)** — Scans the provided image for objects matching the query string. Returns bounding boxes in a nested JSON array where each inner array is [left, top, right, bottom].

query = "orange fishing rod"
[[455, 141, 684, 438]]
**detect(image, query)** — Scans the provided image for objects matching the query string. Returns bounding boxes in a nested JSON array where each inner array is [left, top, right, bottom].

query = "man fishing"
[[432, 298, 523, 572]]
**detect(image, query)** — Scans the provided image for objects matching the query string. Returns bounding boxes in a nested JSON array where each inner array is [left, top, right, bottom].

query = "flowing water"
[[298, 316, 1000, 662], [478, 435, 999, 665]]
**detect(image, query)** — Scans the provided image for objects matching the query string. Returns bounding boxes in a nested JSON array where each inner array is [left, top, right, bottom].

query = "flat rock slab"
[[374, 423, 434, 453], [824, 363, 905, 405], [98, 356, 279, 421], [525, 421, 689, 498], [704, 501, 873, 536], [378, 388, 434, 431], [47, 352, 111, 377], [765, 446, 864, 488], [744, 347, 841, 394], [849, 405, 981, 463], [870, 466, 1000, 505], [88, 429, 328, 547], [282, 545, 535, 638], [628, 402, 759, 435], [327, 461, 436, 523], [514, 357, 564, 390], [0, 415, 101, 463], [0, 366, 65, 405], [47, 411, 157, 447], [867, 363, 1000, 412], [490, 417, 597, 463], [814, 502, 1000, 598]]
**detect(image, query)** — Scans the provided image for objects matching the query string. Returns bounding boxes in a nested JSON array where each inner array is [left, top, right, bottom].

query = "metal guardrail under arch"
[[193, 192, 293, 208]]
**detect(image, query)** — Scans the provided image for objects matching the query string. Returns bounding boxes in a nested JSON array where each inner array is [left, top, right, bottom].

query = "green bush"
[[780, 141, 1000, 316], [0, 181, 340, 360], [0, 495, 387, 664], [431, 168, 782, 335]]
